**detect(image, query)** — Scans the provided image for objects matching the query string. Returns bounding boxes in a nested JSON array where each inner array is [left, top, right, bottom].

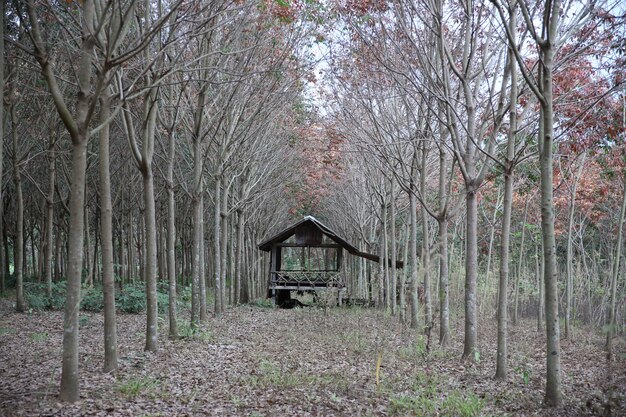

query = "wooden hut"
[[258, 216, 402, 305]]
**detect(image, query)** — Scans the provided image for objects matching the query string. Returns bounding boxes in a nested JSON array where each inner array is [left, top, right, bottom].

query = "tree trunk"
[[379, 203, 387, 309], [166, 122, 178, 339], [0, 0, 4, 294], [437, 146, 450, 345], [99, 92, 118, 373], [214, 176, 223, 314], [190, 155, 203, 326], [420, 143, 432, 331], [143, 167, 158, 352], [463, 184, 478, 360], [565, 153, 586, 338], [390, 181, 397, 316], [199, 194, 207, 321], [11, 103, 26, 313], [536, 239, 543, 332], [84, 203, 93, 287], [236, 209, 247, 303], [59, 137, 88, 402], [44, 140, 56, 298], [410, 180, 420, 329], [540, 45, 563, 405], [606, 169, 626, 360], [220, 183, 229, 311], [400, 225, 409, 324], [513, 198, 529, 325]]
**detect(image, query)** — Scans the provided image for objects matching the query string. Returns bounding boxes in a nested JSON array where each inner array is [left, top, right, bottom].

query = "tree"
[[491, 0, 599, 406]]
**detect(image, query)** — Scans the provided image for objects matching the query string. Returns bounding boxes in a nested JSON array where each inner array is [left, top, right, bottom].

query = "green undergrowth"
[[116, 376, 162, 398], [243, 359, 347, 391], [20, 281, 197, 315], [382, 363, 484, 416]]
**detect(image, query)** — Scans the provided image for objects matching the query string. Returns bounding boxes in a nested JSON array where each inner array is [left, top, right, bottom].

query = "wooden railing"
[[271, 271, 344, 288]]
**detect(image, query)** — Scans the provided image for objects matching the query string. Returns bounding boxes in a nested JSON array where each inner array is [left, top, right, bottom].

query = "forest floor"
[[0, 297, 624, 416]]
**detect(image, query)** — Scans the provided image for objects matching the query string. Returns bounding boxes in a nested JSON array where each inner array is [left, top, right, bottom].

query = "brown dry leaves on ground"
[[0, 300, 624, 416]]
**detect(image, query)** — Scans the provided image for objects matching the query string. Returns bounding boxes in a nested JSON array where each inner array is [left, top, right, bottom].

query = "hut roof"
[[258, 216, 403, 268]]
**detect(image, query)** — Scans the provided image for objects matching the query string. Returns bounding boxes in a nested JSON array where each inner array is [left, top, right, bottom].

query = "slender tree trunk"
[[410, 179, 420, 328], [220, 184, 229, 311], [463, 184, 479, 360], [199, 195, 208, 321], [390, 181, 397, 316], [44, 140, 56, 298], [166, 124, 178, 339], [383, 203, 390, 310], [421, 145, 432, 330], [437, 147, 450, 345], [236, 209, 247, 303], [540, 45, 563, 405], [513, 198, 528, 325], [400, 225, 409, 324], [0, 0, 4, 294], [214, 176, 223, 314], [606, 169, 626, 360], [99, 92, 118, 373], [11, 103, 25, 313], [379, 203, 387, 309], [565, 153, 586, 338], [84, 203, 93, 287], [495, 34, 518, 378], [536, 239, 543, 332], [143, 167, 158, 352], [190, 155, 202, 326]]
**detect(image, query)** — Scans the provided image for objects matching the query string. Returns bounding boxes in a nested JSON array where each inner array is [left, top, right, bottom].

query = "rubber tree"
[[491, 0, 597, 406], [24, 0, 99, 401]]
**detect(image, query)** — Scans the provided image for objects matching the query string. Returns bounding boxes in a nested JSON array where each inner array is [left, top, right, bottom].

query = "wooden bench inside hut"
[[258, 216, 402, 306]]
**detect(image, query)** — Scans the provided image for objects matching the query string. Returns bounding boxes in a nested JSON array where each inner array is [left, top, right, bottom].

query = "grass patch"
[[388, 369, 482, 416], [442, 391, 485, 417], [389, 394, 438, 415], [30, 332, 48, 342], [0, 327, 13, 336], [116, 377, 161, 397], [340, 331, 368, 354], [398, 335, 428, 361], [177, 322, 215, 342], [244, 359, 346, 390], [251, 298, 274, 308]]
